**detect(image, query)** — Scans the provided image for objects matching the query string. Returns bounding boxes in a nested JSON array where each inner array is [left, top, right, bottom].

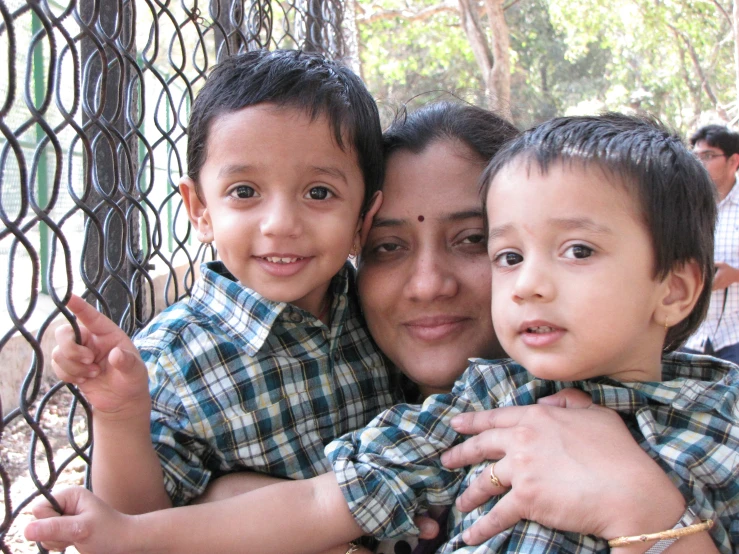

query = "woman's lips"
[[403, 316, 471, 342]]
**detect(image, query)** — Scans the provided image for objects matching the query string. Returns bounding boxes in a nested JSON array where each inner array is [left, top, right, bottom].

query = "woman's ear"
[[179, 176, 213, 243], [657, 260, 703, 329], [358, 191, 383, 248]]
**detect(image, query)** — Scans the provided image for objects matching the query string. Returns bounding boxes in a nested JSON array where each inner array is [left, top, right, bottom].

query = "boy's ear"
[[358, 191, 383, 248], [657, 260, 703, 329], [179, 176, 213, 243]]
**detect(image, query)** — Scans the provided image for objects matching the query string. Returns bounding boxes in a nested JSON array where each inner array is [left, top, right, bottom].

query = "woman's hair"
[[383, 101, 519, 162]]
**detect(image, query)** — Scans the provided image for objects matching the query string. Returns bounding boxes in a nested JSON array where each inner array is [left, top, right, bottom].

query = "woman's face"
[[358, 140, 504, 396]]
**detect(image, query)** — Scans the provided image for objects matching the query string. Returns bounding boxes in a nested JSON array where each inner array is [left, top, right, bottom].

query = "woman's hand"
[[440, 389, 687, 546]]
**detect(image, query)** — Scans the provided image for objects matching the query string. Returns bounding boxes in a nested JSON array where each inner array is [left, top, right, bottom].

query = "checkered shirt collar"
[[189, 261, 352, 357]]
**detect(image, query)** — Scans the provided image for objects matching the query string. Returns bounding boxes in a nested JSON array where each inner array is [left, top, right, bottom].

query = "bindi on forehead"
[[417, 215, 425, 222]]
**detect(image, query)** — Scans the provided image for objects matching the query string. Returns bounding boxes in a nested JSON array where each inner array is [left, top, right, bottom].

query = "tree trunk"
[[457, 0, 493, 86], [482, 0, 512, 119]]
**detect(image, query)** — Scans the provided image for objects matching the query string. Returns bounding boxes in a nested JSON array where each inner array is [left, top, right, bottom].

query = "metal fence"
[[0, 0, 346, 551]]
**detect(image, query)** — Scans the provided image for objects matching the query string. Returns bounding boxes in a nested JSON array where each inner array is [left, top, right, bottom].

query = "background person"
[[684, 124, 739, 363]]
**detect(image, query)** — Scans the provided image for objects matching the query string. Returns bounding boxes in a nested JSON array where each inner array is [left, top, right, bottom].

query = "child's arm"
[[52, 295, 171, 514], [26, 473, 364, 554]]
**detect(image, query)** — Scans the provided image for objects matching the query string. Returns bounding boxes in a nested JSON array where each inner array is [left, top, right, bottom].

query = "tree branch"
[[357, 1, 459, 23], [709, 0, 733, 27]]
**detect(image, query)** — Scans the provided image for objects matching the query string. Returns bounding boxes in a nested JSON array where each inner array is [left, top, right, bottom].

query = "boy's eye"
[[494, 251, 523, 267], [231, 185, 256, 199], [564, 244, 594, 259], [306, 186, 333, 200]]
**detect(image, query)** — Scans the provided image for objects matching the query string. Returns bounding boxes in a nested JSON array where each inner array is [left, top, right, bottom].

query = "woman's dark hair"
[[481, 113, 717, 351], [186, 50, 383, 211], [383, 101, 519, 163]]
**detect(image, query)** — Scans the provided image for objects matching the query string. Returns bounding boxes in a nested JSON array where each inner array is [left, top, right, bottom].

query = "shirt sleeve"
[[325, 386, 477, 539], [140, 343, 216, 507]]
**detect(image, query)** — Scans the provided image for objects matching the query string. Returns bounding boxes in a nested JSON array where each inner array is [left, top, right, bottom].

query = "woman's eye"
[[460, 233, 486, 246], [306, 186, 333, 200], [231, 185, 256, 199], [564, 244, 594, 259], [494, 251, 523, 267], [375, 242, 402, 253]]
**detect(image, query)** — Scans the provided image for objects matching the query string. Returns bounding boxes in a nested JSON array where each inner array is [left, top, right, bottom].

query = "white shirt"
[[686, 179, 739, 351]]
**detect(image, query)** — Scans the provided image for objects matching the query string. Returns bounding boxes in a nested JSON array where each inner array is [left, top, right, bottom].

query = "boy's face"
[[485, 161, 669, 382], [180, 104, 365, 316]]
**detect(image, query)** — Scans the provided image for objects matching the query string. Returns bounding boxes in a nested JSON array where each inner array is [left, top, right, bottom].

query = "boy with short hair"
[[29, 114, 739, 553], [50, 49, 395, 517]]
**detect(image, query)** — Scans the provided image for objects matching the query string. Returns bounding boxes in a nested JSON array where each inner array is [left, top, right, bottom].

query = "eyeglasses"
[[694, 151, 727, 162]]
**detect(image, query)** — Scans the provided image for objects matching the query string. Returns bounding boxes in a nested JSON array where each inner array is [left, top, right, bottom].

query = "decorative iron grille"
[[0, 1, 346, 551]]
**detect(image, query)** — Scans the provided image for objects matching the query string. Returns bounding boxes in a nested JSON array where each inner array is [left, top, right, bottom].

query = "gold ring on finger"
[[489, 461, 502, 488]]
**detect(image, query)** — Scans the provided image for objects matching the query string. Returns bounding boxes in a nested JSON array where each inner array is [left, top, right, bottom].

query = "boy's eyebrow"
[[550, 217, 612, 234], [218, 164, 254, 178], [488, 218, 612, 240], [312, 165, 350, 185], [372, 209, 483, 229], [216, 164, 350, 184]]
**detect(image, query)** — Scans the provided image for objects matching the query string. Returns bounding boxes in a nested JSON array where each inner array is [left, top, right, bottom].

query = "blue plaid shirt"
[[134, 261, 394, 506], [327, 352, 739, 553]]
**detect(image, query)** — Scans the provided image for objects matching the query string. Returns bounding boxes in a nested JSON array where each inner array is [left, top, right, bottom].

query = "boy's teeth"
[[265, 256, 301, 264], [528, 326, 554, 333]]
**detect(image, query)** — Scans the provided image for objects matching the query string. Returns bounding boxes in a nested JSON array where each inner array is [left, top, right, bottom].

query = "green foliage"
[[358, 0, 737, 131], [357, 0, 484, 124]]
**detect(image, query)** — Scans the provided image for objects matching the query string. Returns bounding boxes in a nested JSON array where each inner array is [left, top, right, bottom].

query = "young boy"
[[29, 114, 738, 553], [49, 49, 396, 519]]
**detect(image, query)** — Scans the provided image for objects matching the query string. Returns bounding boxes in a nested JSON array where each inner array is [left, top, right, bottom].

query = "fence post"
[[78, 0, 142, 332]]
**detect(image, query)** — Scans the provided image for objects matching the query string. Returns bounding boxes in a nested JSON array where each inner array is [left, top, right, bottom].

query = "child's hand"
[[52, 295, 150, 419], [24, 487, 135, 554]]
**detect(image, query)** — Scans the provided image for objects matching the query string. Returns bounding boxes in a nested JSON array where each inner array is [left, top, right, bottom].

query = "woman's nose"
[[404, 251, 459, 301]]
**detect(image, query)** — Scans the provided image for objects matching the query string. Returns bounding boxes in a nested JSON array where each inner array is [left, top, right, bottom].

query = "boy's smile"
[[486, 161, 670, 382], [180, 104, 365, 317]]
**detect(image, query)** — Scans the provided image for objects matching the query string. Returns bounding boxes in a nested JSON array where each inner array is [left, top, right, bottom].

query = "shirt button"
[[333, 352, 340, 362], [289, 312, 303, 323]]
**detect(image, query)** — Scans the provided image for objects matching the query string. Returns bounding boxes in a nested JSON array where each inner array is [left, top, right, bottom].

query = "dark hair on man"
[[186, 49, 383, 211], [383, 101, 519, 163], [480, 113, 717, 351], [689, 124, 739, 156]]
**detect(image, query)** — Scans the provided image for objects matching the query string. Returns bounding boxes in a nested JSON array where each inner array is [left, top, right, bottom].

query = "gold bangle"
[[607, 519, 714, 548], [345, 541, 360, 554]]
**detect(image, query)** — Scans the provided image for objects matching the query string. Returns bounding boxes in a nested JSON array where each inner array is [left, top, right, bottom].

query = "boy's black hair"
[[689, 124, 739, 157], [186, 49, 383, 211], [383, 101, 519, 162], [480, 113, 717, 352]]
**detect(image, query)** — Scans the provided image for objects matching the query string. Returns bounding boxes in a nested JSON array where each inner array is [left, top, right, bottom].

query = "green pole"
[[32, 11, 49, 294]]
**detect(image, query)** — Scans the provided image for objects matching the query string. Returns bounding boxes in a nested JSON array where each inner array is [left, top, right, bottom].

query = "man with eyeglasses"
[[684, 124, 739, 363]]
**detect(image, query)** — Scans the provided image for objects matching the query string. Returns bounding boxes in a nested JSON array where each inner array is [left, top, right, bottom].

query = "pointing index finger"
[[66, 295, 121, 336]]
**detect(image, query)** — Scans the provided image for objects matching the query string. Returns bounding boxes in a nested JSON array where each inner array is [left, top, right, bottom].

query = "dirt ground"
[[1, 387, 86, 554]]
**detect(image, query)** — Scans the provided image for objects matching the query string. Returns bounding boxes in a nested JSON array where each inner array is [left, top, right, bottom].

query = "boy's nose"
[[404, 251, 459, 302], [511, 259, 555, 302], [259, 197, 303, 238]]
